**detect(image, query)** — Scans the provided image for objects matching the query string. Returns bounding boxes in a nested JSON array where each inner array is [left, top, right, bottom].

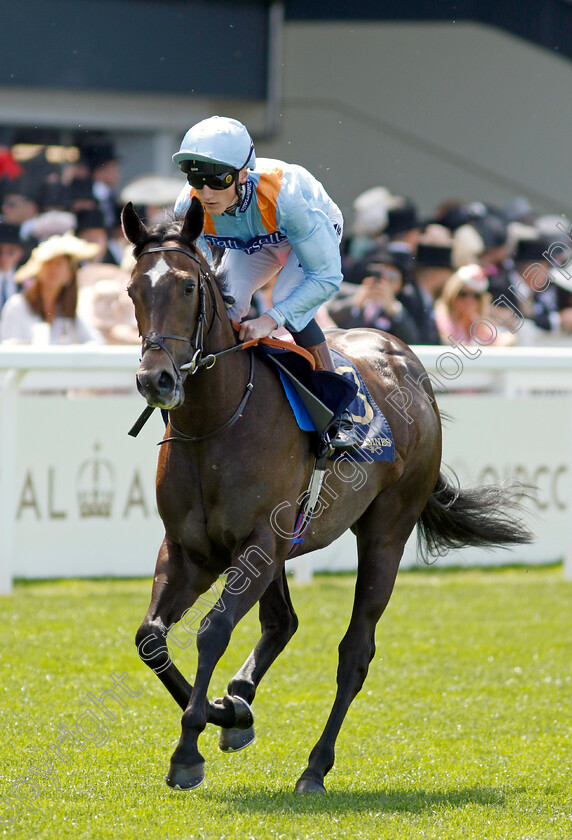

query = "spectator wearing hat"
[[495, 235, 572, 344], [433, 199, 473, 232], [451, 223, 485, 270], [328, 246, 420, 344], [77, 266, 139, 345], [472, 208, 511, 300], [441, 202, 510, 289], [0, 233, 104, 344], [343, 236, 415, 288], [0, 222, 25, 311], [75, 208, 119, 265], [385, 197, 421, 253], [119, 173, 190, 228], [435, 264, 515, 347], [80, 141, 122, 230], [38, 177, 70, 214], [399, 236, 453, 345], [1, 176, 40, 241], [344, 186, 392, 263], [67, 177, 98, 215], [27, 210, 77, 243]]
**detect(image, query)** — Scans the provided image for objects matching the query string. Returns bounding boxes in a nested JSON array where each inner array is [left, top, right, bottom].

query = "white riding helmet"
[[173, 116, 256, 171]]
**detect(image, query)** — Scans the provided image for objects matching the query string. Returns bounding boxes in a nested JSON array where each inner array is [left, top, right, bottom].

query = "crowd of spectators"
[[333, 188, 572, 348], [0, 136, 174, 346], [2, 135, 572, 349]]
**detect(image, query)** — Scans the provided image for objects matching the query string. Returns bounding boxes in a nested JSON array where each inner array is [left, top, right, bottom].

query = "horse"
[[122, 197, 532, 794]]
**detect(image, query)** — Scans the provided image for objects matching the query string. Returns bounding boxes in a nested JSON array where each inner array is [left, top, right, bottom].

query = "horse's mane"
[[132, 217, 231, 297]]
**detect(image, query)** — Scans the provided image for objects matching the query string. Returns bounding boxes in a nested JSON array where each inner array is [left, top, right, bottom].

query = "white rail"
[[1, 345, 571, 593]]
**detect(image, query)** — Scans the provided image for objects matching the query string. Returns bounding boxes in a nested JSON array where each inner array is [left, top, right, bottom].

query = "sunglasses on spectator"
[[457, 289, 484, 300], [179, 160, 236, 191]]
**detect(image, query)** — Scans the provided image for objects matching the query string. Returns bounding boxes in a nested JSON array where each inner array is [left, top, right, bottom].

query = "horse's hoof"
[[219, 724, 255, 753], [166, 761, 205, 791], [294, 777, 326, 795], [228, 695, 255, 730]]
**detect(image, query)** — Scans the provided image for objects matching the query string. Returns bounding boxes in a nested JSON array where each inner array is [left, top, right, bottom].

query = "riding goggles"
[[179, 160, 236, 191]]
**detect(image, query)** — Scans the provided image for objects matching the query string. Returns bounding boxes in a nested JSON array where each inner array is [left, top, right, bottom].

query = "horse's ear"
[[181, 196, 205, 244], [121, 202, 148, 247]]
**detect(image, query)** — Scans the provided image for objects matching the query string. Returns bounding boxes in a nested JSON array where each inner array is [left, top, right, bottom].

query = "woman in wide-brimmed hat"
[[0, 233, 104, 344]]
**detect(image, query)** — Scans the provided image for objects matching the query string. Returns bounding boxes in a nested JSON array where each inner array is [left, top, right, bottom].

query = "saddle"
[[255, 340, 357, 439], [231, 323, 358, 444]]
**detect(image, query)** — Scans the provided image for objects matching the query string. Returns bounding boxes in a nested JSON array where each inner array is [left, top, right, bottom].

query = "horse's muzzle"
[[136, 365, 184, 410]]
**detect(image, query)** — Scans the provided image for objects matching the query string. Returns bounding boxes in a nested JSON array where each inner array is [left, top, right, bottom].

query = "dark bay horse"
[[122, 197, 532, 794]]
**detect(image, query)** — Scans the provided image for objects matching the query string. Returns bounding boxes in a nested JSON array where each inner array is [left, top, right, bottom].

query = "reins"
[[159, 349, 254, 445], [128, 243, 256, 441]]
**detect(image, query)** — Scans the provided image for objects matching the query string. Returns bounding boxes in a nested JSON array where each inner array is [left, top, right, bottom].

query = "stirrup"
[[328, 410, 361, 452]]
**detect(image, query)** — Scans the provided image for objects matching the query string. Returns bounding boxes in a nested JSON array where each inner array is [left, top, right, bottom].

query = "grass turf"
[[1, 565, 571, 839]]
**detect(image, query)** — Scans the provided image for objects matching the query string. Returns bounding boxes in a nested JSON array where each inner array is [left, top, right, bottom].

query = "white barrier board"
[[10, 396, 165, 580], [1, 390, 570, 584], [298, 394, 570, 576]]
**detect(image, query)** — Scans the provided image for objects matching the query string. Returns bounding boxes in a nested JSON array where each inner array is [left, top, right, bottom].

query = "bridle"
[[138, 245, 217, 380], [129, 243, 255, 442]]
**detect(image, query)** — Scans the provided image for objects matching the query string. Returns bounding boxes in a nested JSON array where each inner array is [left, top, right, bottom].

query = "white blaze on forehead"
[[144, 255, 170, 288]]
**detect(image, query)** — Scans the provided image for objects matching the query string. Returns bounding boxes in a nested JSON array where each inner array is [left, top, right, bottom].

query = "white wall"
[[302, 392, 568, 579], [2, 346, 572, 593], [257, 21, 572, 220]]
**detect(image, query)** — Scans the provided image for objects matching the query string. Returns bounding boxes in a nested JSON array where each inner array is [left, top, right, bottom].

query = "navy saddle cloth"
[[257, 344, 395, 463]]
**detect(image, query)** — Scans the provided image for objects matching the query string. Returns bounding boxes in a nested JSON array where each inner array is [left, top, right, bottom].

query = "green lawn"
[[1, 565, 571, 840]]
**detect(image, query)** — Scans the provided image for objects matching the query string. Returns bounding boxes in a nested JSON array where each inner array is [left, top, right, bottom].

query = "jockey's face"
[[197, 168, 248, 216]]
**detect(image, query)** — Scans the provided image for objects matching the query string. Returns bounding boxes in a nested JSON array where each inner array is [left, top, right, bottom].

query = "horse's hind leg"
[[294, 486, 428, 794], [219, 567, 298, 752], [294, 545, 401, 793]]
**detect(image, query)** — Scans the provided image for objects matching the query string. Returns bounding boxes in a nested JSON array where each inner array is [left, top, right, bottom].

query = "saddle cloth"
[[259, 344, 395, 463]]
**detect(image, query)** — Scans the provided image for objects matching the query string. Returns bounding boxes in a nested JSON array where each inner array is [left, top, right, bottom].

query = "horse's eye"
[[184, 281, 196, 296]]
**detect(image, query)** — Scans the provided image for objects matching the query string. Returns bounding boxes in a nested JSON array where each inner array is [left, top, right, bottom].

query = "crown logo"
[[76, 443, 115, 518]]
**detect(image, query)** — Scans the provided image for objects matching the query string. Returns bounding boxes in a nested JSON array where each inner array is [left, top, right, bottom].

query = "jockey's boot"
[[307, 341, 361, 452]]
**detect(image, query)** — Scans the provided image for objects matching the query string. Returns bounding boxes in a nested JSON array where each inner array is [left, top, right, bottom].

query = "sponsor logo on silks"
[[205, 230, 288, 255], [238, 180, 254, 212]]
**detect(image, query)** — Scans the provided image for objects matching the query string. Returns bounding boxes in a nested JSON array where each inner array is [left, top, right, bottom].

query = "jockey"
[[172, 115, 360, 451]]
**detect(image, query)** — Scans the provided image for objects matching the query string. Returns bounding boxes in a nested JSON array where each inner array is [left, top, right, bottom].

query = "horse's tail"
[[416, 470, 534, 564]]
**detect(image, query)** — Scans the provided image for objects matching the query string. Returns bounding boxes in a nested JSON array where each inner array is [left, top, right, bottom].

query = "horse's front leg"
[[166, 537, 278, 790], [136, 537, 224, 716]]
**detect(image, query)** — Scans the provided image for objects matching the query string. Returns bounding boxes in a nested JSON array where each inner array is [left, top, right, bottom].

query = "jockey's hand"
[[239, 313, 279, 342]]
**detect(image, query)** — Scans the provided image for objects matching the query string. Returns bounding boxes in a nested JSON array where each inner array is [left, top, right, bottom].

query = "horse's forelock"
[[133, 218, 230, 296]]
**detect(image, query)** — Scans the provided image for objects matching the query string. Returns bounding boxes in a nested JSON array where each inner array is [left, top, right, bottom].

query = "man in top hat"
[[0, 221, 25, 311], [75, 208, 119, 265], [385, 198, 421, 254], [399, 234, 453, 345], [1, 176, 40, 241], [80, 140, 122, 230], [503, 235, 569, 340]]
